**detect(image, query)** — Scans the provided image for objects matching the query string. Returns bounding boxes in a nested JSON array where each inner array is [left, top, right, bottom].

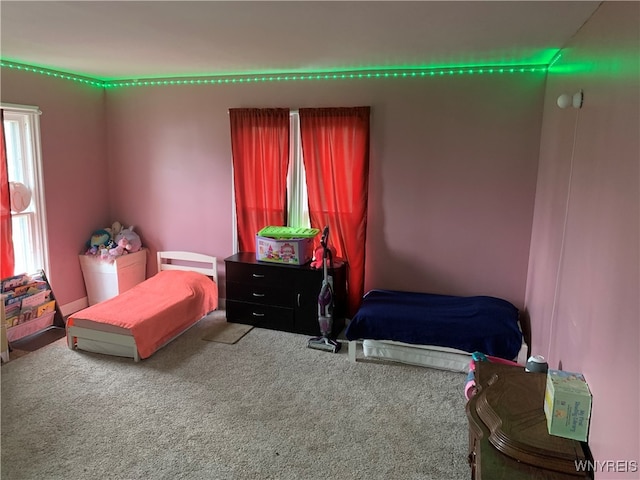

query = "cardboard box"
[[255, 235, 314, 265], [544, 369, 592, 442]]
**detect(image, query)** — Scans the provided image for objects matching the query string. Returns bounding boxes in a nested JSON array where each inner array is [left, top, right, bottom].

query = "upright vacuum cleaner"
[[307, 226, 341, 353]]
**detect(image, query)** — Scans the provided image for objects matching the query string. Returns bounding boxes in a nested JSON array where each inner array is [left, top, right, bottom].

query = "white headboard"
[[156, 251, 218, 283]]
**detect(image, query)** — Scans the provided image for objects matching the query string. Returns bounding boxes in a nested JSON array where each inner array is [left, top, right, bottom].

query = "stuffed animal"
[[108, 237, 130, 259], [310, 243, 337, 269], [87, 229, 111, 250], [115, 226, 142, 253], [110, 221, 123, 238]]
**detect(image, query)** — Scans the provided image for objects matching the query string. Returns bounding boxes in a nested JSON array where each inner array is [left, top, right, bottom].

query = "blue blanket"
[[344, 290, 522, 360]]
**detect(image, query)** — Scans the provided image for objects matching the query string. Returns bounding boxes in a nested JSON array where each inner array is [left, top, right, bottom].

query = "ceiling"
[[1, 1, 601, 81]]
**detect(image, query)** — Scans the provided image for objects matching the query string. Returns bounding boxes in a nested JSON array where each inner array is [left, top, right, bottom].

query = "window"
[[231, 110, 309, 253], [231, 106, 370, 316], [286, 111, 310, 229], [2, 104, 49, 276]]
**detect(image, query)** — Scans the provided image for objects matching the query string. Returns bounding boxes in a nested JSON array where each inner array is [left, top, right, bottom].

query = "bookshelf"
[[1, 270, 65, 345]]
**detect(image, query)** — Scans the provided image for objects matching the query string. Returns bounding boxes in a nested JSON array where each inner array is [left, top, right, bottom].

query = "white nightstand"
[[79, 249, 147, 305]]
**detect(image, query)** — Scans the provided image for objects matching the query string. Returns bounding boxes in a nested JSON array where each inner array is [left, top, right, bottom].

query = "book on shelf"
[[1, 270, 63, 336]]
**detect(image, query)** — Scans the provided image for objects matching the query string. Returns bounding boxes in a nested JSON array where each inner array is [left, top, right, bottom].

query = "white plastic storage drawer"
[[79, 249, 147, 305]]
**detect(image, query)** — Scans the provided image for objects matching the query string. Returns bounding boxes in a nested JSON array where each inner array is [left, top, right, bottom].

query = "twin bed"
[[345, 289, 528, 372], [67, 251, 218, 361], [67, 251, 524, 372]]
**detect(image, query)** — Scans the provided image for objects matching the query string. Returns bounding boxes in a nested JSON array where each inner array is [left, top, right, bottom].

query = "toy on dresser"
[[83, 221, 143, 261], [114, 226, 142, 253]]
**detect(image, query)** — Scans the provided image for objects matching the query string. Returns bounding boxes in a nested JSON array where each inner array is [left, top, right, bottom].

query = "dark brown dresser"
[[466, 362, 594, 479], [224, 252, 346, 337]]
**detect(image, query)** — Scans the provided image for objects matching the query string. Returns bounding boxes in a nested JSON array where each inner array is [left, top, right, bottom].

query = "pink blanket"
[[68, 270, 218, 359]]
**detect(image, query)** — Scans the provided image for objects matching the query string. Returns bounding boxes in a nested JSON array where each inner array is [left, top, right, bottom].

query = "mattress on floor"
[[363, 339, 473, 373], [345, 290, 524, 361], [362, 334, 529, 373]]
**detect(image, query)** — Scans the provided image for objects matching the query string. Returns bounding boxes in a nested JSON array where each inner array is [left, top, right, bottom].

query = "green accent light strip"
[[0, 61, 105, 87], [1, 60, 548, 89], [106, 66, 548, 88], [548, 52, 563, 69]]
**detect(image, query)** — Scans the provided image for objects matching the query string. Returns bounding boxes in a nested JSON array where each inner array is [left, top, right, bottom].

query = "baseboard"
[[61, 297, 88, 317]]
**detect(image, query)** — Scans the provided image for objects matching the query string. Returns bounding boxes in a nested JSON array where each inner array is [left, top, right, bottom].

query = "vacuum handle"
[[320, 226, 329, 247]]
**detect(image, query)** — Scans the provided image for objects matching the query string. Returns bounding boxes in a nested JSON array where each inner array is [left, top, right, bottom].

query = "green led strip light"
[[0, 61, 105, 87], [1, 60, 548, 89], [106, 66, 548, 88]]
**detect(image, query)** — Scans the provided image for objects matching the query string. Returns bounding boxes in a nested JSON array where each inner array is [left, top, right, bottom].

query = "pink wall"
[[105, 74, 544, 304], [3, 2, 636, 474], [1, 65, 544, 322], [1, 72, 109, 305], [1, 68, 544, 309], [525, 2, 639, 476]]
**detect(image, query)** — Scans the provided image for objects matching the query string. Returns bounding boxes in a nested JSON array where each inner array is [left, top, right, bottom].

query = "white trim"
[[231, 162, 238, 253], [29, 112, 50, 276], [287, 110, 310, 228], [1, 103, 42, 115], [61, 297, 89, 317]]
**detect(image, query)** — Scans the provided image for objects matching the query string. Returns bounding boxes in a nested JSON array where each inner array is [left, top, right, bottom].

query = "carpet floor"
[[1, 312, 470, 480]]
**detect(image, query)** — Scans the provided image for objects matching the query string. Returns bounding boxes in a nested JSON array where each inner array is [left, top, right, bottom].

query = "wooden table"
[[465, 361, 594, 479]]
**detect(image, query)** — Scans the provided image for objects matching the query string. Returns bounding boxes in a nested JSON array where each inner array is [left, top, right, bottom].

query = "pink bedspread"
[[68, 270, 218, 359]]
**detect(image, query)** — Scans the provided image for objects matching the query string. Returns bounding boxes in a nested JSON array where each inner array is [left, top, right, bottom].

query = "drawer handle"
[[252, 292, 265, 297], [252, 273, 265, 278], [297, 293, 301, 307], [252, 312, 265, 317]]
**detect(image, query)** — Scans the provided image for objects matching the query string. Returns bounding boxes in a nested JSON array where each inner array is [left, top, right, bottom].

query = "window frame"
[[287, 110, 310, 230], [2, 103, 50, 276]]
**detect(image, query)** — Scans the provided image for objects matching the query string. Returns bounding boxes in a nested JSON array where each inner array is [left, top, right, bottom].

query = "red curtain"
[[299, 107, 370, 317], [229, 108, 290, 252], [1, 110, 15, 279]]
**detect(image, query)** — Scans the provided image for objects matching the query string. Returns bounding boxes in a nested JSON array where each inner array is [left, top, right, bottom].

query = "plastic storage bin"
[[255, 235, 314, 265], [255, 226, 318, 265], [79, 249, 147, 305]]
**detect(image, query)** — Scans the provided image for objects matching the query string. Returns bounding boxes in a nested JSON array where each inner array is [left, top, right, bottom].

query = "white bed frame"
[[67, 251, 217, 362]]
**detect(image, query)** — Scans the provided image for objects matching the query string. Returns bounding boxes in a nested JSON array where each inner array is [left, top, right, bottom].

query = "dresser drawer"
[[226, 300, 294, 332], [226, 261, 295, 287], [225, 253, 346, 339], [226, 281, 293, 307]]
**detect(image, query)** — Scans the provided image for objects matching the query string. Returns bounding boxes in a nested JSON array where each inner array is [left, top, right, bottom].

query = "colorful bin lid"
[[257, 226, 320, 239]]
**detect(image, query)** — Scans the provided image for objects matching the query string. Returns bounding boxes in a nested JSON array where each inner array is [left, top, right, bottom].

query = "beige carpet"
[[1, 311, 470, 480], [202, 321, 253, 344]]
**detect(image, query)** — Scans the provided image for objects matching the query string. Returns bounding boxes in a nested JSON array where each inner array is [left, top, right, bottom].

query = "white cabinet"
[[79, 249, 147, 305]]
